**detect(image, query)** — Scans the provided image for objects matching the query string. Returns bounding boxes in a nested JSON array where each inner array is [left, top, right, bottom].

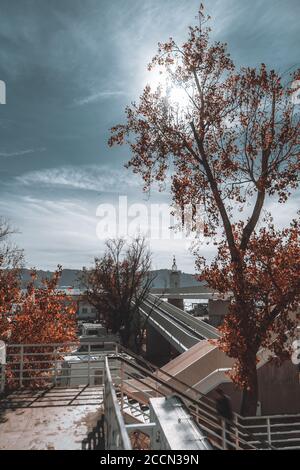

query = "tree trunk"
[[240, 357, 259, 416]]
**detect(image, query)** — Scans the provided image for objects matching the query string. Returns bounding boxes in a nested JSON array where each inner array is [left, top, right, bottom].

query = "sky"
[[0, 0, 299, 272]]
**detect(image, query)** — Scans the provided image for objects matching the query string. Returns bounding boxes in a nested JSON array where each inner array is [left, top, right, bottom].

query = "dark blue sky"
[[0, 0, 299, 271]]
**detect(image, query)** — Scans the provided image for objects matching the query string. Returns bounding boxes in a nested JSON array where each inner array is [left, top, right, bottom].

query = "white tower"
[[170, 255, 180, 289]]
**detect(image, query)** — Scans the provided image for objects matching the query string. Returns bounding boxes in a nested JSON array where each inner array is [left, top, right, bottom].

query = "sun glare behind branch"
[[145, 67, 190, 111]]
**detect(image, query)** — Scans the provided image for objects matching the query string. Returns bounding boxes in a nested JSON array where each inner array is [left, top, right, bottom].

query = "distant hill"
[[20, 268, 203, 289], [20, 269, 82, 288]]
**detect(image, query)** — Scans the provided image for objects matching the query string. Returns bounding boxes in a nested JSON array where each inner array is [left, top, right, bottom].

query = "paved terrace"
[[0, 386, 104, 450]]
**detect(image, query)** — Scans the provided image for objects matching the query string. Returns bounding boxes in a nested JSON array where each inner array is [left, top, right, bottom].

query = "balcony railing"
[[238, 413, 300, 449], [1, 341, 300, 450], [1, 342, 119, 389]]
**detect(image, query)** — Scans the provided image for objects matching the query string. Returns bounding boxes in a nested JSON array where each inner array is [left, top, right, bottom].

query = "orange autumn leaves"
[[109, 5, 300, 414], [197, 218, 300, 388], [0, 266, 77, 345], [0, 268, 20, 341]]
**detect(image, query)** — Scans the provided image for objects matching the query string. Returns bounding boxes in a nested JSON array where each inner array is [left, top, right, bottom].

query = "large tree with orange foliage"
[[109, 5, 300, 415], [0, 261, 77, 388]]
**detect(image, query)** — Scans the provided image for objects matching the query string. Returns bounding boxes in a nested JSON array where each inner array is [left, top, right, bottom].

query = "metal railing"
[[2, 342, 119, 389], [0, 341, 272, 450], [146, 293, 220, 340], [238, 413, 300, 449], [115, 347, 281, 450], [104, 356, 132, 450], [2, 341, 300, 450], [140, 305, 189, 353], [140, 303, 199, 351], [105, 353, 261, 450]]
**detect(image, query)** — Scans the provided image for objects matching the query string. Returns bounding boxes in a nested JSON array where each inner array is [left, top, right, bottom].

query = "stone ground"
[[0, 386, 104, 450]]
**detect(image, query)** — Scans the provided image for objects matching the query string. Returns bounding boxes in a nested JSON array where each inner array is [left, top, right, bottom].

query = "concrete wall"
[[208, 300, 229, 327], [208, 360, 300, 415], [167, 298, 184, 310], [145, 323, 172, 367]]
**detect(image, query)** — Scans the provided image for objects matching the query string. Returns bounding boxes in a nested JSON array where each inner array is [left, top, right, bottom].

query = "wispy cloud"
[[73, 90, 127, 106], [0, 148, 46, 158], [0, 192, 103, 270], [0, 0, 299, 272], [16, 165, 140, 192]]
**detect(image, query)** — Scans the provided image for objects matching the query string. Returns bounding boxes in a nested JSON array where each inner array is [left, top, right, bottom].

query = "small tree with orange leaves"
[[1, 267, 77, 389], [11, 267, 77, 344], [109, 5, 300, 415]]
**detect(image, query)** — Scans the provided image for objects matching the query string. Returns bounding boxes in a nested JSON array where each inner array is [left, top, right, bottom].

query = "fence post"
[[53, 346, 58, 386], [221, 419, 227, 450], [120, 360, 124, 414], [267, 417, 272, 446], [0, 364, 5, 393], [88, 343, 91, 385], [20, 345, 24, 388], [0, 341, 6, 393], [234, 414, 240, 450]]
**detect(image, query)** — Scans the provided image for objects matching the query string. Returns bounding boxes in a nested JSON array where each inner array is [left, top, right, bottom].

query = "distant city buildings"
[[58, 287, 99, 322]]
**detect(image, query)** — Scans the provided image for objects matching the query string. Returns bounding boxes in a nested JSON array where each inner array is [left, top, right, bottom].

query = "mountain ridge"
[[20, 268, 204, 289]]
